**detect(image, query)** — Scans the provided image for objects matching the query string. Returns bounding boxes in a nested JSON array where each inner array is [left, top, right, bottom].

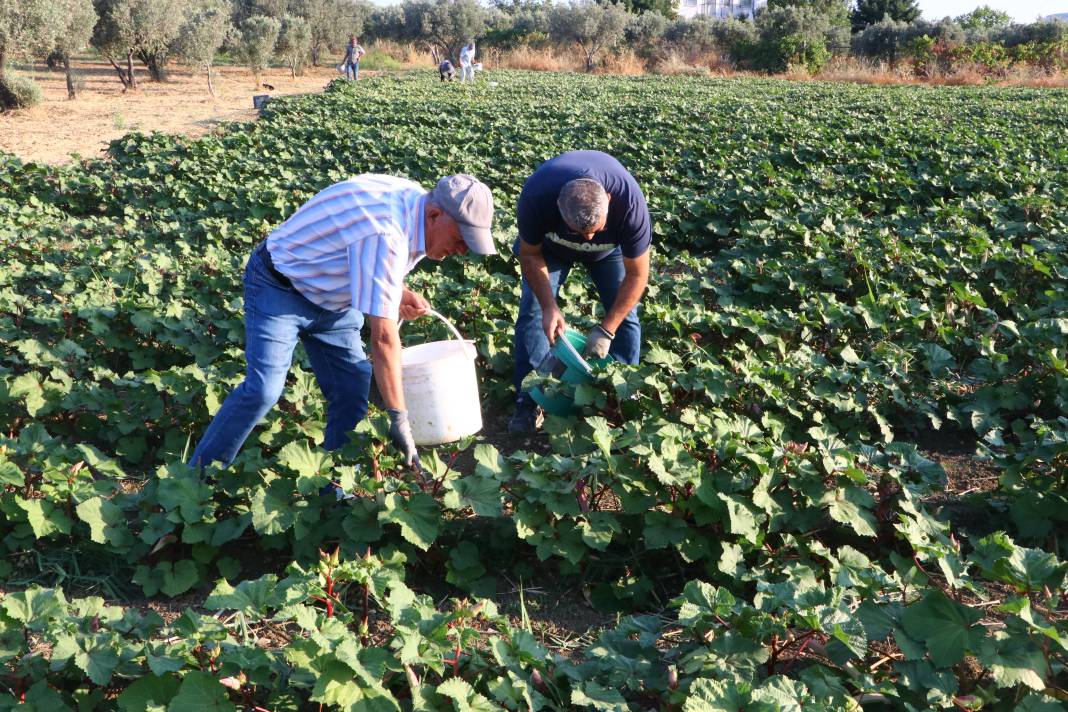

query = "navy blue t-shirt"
[[516, 151, 652, 263]]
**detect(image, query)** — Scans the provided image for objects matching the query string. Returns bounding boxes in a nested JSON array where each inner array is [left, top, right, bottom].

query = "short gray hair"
[[557, 178, 609, 233]]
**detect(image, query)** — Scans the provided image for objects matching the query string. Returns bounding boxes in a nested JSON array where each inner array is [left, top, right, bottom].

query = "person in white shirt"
[[459, 42, 476, 83], [188, 174, 495, 473]]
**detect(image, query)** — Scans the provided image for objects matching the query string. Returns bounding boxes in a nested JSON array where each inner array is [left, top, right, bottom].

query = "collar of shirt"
[[405, 192, 427, 270]]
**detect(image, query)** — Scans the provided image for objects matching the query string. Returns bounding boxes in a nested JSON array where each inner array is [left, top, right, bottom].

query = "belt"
[[256, 242, 293, 288]]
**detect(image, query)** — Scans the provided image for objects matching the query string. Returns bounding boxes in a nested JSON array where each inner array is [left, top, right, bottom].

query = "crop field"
[[0, 72, 1067, 710]]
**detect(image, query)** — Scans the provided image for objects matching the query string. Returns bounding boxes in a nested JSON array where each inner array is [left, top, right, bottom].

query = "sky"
[[915, 0, 1065, 22]]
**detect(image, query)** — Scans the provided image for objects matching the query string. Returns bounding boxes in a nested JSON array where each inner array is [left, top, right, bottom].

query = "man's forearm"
[[603, 273, 647, 335], [520, 253, 557, 313], [369, 320, 405, 411]]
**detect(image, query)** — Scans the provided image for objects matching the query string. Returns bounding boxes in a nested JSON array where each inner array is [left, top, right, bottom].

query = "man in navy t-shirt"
[[509, 150, 652, 433]]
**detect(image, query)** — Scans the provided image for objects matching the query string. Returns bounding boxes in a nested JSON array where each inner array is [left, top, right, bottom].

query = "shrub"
[[0, 77, 43, 110], [358, 49, 403, 71]]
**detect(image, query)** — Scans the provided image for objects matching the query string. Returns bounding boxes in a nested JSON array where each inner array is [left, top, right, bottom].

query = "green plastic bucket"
[[528, 329, 611, 416]]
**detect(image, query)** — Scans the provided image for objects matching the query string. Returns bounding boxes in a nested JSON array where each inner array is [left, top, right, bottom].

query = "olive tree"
[[300, 0, 371, 66], [93, 0, 190, 86], [175, 0, 232, 95], [276, 14, 311, 77], [235, 13, 279, 88], [0, 0, 64, 106], [401, 0, 491, 63], [50, 0, 98, 99], [550, 0, 629, 72]]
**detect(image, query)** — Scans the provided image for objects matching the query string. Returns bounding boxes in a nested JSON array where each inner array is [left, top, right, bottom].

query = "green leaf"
[[77, 496, 134, 548], [901, 590, 984, 666], [682, 677, 746, 711], [0, 460, 22, 486], [437, 677, 498, 712], [167, 670, 236, 711], [578, 512, 619, 551], [2, 586, 67, 627], [571, 681, 628, 710], [16, 498, 72, 538], [311, 660, 364, 707], [379, 493, 439, 550], [118, 674, 181, 712], [251, 483, 297, 535], [204, 575, 280, 619], [981, 632, 1048, 691], [443, 474, 502, 517], [277, 440, 332, 495], [827, 487, 877, 537], [52, 633, 119, 685], [718, 494, 761, 541]]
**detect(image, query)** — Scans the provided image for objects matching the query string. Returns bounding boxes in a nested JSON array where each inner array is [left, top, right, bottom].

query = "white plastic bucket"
[[400, 310, 483, 445]]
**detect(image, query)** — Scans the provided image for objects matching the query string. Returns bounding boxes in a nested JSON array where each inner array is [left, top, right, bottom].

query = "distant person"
[[509, 151, 651, 433], [188, 174, 496, 474], [459, 41, 476, 83], [343, 36, 365, 81], [439, 58, 455, 82]]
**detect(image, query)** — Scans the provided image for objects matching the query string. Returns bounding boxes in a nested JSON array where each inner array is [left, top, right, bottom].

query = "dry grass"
[[367, 40, 435, 68], [497, 46, 579, 73], [0, 55, 344, 164], [596, 48, 646, 76], [811, 55, 1068, 88]]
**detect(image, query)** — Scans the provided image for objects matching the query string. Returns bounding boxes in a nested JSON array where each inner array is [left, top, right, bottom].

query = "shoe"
[[508, 397, 540, 434]]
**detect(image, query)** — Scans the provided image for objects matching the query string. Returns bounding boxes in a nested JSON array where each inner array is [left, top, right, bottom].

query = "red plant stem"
[[767, 633, 780, 675]]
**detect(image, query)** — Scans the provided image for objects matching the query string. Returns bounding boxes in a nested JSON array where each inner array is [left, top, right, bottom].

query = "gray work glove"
[[584, 324, 614, 360], [387, 409, 420, 468]]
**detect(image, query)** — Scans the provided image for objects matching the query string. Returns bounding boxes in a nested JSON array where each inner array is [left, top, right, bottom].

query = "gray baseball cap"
[[431, 174, 496, 255]]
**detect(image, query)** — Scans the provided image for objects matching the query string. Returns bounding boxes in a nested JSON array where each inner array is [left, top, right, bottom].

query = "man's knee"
[[240, 377, 285, 412]]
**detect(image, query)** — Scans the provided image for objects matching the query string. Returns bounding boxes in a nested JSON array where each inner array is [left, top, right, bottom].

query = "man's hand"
[[584, 324, 613, 360], [387, 409, 419, 467], [542, 307, 567, 344], [399, 290, 431, 321]]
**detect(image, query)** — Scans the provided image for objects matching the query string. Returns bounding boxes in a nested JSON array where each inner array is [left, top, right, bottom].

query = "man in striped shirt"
[[189, 174, 495, 472]]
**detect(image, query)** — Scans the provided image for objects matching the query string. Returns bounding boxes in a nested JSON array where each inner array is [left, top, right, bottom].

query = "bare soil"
[[0, 56, 344, 165]]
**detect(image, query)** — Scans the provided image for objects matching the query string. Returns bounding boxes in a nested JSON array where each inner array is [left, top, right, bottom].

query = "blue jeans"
[[189, 245, 373, 468], [346, 61, 359, 80], [512, 243, 640, 398]]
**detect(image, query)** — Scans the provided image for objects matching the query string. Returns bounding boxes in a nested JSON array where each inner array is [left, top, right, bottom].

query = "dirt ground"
[[0, 56, 344, 165]]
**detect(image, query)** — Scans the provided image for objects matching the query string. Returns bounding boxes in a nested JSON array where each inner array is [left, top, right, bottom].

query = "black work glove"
[[584, 324, 614, 360], [387, 408, 420, 467]]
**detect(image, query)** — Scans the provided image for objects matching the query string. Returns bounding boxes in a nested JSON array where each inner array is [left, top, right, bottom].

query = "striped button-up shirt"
[[266, 175, 426, 320]]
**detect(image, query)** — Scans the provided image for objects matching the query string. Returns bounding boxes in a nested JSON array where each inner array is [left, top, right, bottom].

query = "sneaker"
[[508, 397, 540, 434]]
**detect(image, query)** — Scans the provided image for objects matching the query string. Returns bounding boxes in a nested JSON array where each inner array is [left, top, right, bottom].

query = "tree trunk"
[[585, 49, 595, 73], [126, 51, 137, 90], [0, 46, 7, 82], [206, 64, 215, 97], [106, 55, 132, 90], [138, 50, 164, 81], [63, 53, 75, 99]]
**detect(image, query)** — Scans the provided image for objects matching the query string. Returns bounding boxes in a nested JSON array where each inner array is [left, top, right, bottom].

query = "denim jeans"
[[512, 242, 640, 398], [346, 61, 359, 80], [189, 245, 372, 468]]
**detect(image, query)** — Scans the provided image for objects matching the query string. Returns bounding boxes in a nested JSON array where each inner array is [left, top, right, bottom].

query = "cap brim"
[[459, 223, 496, 255]]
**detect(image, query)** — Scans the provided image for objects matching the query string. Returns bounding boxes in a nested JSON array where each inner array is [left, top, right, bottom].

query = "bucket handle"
[[399, 309, 467, 343]]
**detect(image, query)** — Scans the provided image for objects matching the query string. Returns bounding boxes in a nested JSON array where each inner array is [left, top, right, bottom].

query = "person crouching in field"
[[439, 59, 455, 81], [189, 175, 496, 472], [509, 150, 652, 433]]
